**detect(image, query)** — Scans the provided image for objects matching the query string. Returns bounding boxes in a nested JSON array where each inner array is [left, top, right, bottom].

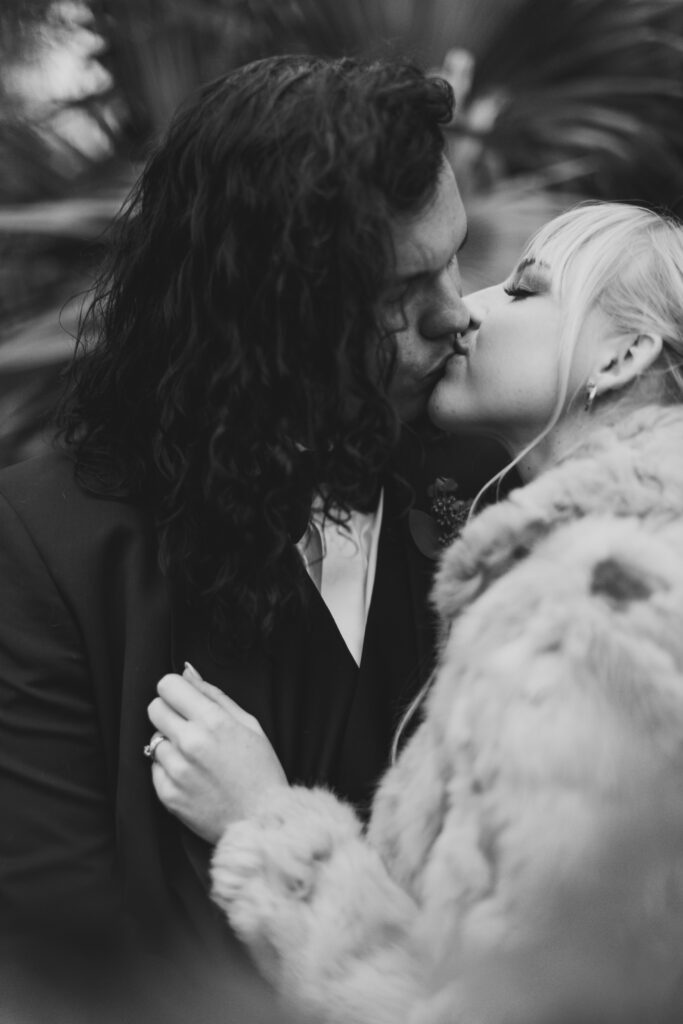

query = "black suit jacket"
[[0, 434, 508, 971]]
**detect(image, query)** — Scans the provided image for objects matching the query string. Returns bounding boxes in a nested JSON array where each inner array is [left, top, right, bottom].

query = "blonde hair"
[[475, 201, 683, 507]]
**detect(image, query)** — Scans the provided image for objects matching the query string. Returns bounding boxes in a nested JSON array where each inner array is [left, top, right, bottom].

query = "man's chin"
[[405, 410, 445, 439], [393, 389, 434, 427]]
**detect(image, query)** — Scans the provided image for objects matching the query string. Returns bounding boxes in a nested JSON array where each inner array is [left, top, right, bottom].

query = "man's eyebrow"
[[393, 264, 429, 286], [393, 226, 469, 285]]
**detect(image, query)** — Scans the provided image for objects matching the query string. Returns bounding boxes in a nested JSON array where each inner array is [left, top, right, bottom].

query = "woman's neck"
[[512, 443, 556, 484], [511, 407, 621, 484]]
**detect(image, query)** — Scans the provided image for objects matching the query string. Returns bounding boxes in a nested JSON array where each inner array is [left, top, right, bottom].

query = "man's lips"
[[423, 357, 452, 383], [423, 334, 473, 384], [452, 330, 473, 355]]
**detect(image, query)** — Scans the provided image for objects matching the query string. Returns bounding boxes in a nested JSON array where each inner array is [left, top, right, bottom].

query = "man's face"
[[378, 160, 470, 423]]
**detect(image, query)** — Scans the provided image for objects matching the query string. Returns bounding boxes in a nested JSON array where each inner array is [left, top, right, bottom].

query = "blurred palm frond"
[[452, 0, 683, 206], [460, 179, 582, 293], [2, 0, 683, 466], [0, 190, 125, 465]]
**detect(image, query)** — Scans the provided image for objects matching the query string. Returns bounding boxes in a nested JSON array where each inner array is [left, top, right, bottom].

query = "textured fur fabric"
[[211, 405, 683, 1024]]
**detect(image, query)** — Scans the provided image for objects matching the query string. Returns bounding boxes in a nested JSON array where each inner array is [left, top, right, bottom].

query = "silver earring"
[[584, 381, 597, 413]]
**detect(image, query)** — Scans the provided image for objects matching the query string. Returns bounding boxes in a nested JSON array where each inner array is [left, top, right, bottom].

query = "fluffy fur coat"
[[211, 405, 683, 1024]]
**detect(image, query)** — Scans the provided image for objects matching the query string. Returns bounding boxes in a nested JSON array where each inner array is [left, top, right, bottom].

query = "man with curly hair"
[[0, 55, 503, 998]]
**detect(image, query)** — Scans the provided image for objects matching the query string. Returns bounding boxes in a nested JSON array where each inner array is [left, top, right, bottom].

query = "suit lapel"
[[387, 478, 438, 688], [331, 476, 439, 813]]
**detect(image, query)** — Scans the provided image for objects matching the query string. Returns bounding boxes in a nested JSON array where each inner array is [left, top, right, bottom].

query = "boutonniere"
[[408, 476, 473, 560]]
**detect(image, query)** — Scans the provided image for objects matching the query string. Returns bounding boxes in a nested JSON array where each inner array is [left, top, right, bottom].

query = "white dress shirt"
[[297, 490, 384, 666]]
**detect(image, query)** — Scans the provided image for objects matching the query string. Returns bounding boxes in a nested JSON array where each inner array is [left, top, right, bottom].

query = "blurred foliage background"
[[2, 0, 683, 466]]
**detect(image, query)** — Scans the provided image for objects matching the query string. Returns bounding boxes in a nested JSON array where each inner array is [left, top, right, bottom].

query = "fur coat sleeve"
[[211, 786, 423, 1024]]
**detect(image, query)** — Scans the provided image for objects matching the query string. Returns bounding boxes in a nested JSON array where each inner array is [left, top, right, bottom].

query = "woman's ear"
[[594, 332, 663, 397]]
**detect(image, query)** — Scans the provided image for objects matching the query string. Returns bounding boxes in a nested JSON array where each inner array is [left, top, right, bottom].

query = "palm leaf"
[[460, 179, 581, 292], [3, 0, 683, 468], [453, 0, 683, 205], [0, 190, 124, 466]]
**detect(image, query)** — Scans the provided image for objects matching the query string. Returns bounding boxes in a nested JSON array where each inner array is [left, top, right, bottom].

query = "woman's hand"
[[147, 664, 288, 843]]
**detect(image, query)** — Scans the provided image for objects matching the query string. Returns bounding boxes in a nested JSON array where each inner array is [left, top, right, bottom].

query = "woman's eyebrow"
[[509, 257, 552, 285], [516, 256, 550, 273]]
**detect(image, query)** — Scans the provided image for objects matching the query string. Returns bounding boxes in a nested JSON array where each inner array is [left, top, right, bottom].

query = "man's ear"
[[594, 332, 663, 397]]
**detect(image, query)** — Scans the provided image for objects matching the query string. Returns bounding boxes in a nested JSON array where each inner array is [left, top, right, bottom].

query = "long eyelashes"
[[503, 284, 534, 300]]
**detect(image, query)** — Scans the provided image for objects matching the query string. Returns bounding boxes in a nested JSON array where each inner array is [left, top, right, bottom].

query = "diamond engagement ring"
[[143, 731, 168, 762]]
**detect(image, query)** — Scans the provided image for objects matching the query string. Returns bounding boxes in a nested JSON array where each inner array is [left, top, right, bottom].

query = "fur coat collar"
[[433, 403, 683, 629]]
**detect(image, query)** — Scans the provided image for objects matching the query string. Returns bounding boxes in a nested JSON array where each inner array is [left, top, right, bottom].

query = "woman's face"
[[428, 255, 607, 453]]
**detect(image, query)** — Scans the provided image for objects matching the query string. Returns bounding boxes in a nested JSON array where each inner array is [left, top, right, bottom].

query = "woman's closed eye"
[[503, 284, 534, 301]]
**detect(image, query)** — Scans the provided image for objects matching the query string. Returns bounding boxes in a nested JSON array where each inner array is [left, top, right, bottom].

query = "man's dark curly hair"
[[57, 55, 454, 647]]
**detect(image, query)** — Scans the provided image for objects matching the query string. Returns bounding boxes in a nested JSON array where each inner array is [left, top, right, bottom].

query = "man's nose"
[[421, 282, 472, 342]]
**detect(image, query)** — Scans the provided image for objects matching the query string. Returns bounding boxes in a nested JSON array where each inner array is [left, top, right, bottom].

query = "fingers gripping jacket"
[[211, 787, 420, 1024]]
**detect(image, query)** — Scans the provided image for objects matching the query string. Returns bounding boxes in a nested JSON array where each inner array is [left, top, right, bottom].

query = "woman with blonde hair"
[[149, 202, 683, 1024]]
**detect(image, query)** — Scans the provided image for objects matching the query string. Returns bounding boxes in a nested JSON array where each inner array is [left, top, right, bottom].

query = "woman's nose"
[[463, 284, 500, 327], [453, 294, 475, 336], [462, 295, 484, 332]]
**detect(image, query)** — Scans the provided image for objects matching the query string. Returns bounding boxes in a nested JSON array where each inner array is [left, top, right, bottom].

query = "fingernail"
[[183, 661, 203, 684]]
